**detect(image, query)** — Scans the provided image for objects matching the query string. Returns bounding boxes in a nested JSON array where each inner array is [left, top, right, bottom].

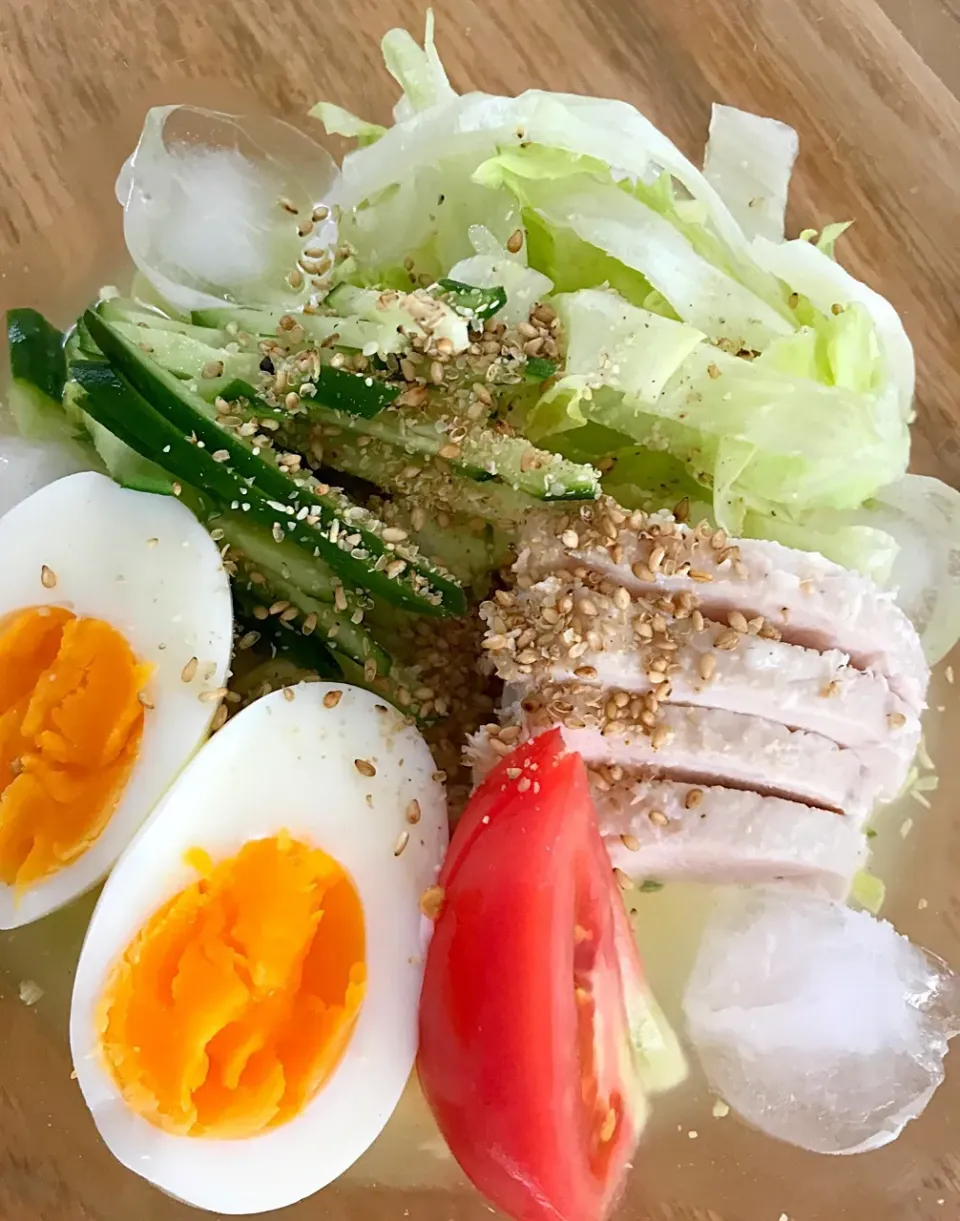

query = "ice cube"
[[682, 886, 959, 1154], [0, 434, 95, 518]]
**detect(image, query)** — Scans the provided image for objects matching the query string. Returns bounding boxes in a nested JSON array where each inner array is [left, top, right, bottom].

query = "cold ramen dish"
[[2, 13, 960, 1219]]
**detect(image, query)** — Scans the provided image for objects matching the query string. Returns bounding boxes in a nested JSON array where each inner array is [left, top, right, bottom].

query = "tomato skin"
[[418, 729, 647, 1221]]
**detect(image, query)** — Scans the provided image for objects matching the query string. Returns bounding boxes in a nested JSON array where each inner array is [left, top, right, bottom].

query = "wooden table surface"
[[1, 2, 959, 1220]]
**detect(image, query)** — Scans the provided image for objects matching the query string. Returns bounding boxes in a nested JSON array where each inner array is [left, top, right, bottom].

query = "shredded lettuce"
[[308, 102, 385, 147], [303, 14, 960, 656], [702, 104, 798, 243]]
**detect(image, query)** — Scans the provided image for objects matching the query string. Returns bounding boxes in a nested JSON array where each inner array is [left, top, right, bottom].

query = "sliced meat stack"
[[469, 499, 929, 899]]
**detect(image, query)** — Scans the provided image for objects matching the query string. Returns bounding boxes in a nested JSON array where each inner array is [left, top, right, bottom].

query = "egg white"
[[0, 472, 233, 927], [70, 681, 448, 1215]]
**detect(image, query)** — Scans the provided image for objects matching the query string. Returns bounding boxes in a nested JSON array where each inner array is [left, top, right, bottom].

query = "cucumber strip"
[[306, 398, 601, 501], [525, 356, 559, 382], [434, 278, 507, 321], [321, 431, 541, 529], [6, 308, 69, 439], [82, 311, 465, 615], [235, 566, 385, 673], [100, 298, 230, 343], [192, 306, 409, 355], [233, 586, 343, 681], [220, 369, 398, 420], [109, 322, 260, 383], [213, 512, 352, 605], [70, 355, 459, 616]]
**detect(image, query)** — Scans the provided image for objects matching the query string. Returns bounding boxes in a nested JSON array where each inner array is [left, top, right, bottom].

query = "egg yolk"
[[0, 606, 150, 890], [98, 833, 367, 1139]]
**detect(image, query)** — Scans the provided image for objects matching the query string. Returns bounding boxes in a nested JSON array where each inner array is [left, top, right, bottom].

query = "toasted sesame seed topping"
[[201, 360, 224, 379], [283, 686, 296, 702], [648, 808, 669, 826], [211, 704, 229, 731], [620, 833, 641, 851], [684, 788, 705, 809], [180, 656, 198, 683], [393, 830, 410, 857], [406, 799, 422, 824], [355, 758, 376, 777], [200, 687, 228, 703], [887, 711, 907, 728], [714, 629, 740, 651], [613, 868, 632, 891], [324, 689, 343, 708], [138, 691, 155, 709], [278, 195, 299, 214], [40, 564, 57, 589], [506, 228, 524, 254]]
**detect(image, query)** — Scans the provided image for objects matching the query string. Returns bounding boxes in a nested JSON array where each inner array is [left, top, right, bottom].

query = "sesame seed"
[[323, 689, 343, 708], [252, 605, 269, 620], [632, 561, 655, 582], [269, 600, 290, 616], [278, 195, 299, 214], [707, 362, 721, 379], [283, 686, 295, 702], [561, 529, 580, 549], [180, 656, 198, 683], [650, 725, 673, 750], [613, 868, 632, 891], [382, 526, 408, 543], [302, 612, 318, 636], [648, 808, 669, 826], [420, 885, 446, 919], [714, 629, 740, 651], [438, 443, 462, 460], [138, 691, 155, 709], [684, 788, 704, 809], [201, 360, 224, 379], [363, 659, 378, 683], [280, 606, 299, 623], [272, 522, 285, 544], [689, 570, 713, 583], [355, 758, 376, 777], [406, 799, 422, 824], [473, 382, 493, 405], [620, 833, 641, 851], [199, 687, 228, 703], [238, 631, 260, 650], [429, 360, 445, 385], [728, 610, 749, 633], [385, 559, 406, 580], [888, 711, 907, 728], [506, 228, 524, 254], [393, 830, 410, 857], [40, 564, 57, 589], [285, 392, 301, 411], [210, 704, 229, 730], [613, 586, 631, 611], [312, 205, 330, 222]]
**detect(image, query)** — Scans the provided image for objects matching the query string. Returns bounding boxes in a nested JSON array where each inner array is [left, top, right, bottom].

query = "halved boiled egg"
[[70, 682, 448, 1215], [0, 471, 232, 928]]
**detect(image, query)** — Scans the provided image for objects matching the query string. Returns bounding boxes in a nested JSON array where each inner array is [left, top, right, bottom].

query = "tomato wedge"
[[418, 728, 650, 1221]]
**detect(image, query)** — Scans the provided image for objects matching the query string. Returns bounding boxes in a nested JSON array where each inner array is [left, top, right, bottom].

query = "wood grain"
[[0, 2, 959, 1220]]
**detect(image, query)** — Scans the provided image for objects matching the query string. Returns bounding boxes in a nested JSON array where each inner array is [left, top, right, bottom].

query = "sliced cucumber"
[[232, 585, 342, 681], [308, 398, 601, 500], [108, 322, 260, 383], [213, 512, 352, 605], [434, 279, 506, 322], [100, 298, 230, 343], [325, 284, 469, 354], [84, 308, 465, 616], [192, 305, 409, 355], [6, 308, 69, 440], [321, 431, 542, 529]]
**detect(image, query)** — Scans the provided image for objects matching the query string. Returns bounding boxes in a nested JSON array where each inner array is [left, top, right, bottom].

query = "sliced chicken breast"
[[477, 694, 900, 822], [481, 576, 919, 757], [517, 501, 929, 713], [596, 775, 867, 900]]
